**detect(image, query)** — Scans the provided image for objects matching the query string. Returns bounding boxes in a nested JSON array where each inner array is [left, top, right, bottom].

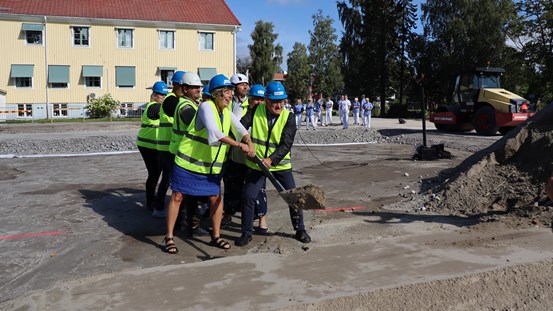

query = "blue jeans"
[[241, 169, 305, 236]]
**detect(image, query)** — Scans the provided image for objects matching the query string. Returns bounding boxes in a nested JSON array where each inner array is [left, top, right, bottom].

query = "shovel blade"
[[279, 184, 326, 210]]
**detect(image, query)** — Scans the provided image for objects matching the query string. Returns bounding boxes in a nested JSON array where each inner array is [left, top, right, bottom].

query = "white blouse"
[[196, 101, 248, 145]]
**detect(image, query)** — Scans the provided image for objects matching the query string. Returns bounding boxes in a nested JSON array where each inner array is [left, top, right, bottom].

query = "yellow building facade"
[[0, 9, 240, 120]]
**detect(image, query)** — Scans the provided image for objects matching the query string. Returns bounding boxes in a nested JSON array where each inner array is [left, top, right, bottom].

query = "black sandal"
[[210, 236, 231, 250], [163, 236, 178, 254]]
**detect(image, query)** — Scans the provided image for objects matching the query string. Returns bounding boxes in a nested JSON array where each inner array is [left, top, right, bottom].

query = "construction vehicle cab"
[[429, 67, 535, 135]]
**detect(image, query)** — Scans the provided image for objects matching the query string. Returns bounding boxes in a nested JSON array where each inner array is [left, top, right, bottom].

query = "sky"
[[225, 0, 423, 71]]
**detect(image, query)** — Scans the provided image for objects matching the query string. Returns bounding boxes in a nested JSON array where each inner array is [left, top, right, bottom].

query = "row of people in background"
[[337, 95, 374, 129], [289, 95, 373, 130], [136, 72, 311, 254]]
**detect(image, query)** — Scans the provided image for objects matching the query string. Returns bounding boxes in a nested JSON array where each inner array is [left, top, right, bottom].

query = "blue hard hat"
[[265, 81, 287, 100], [208, 74, 234, 92], [202, 85, 211, 97], [152, 81, 169, 95], [171, 71, 186, 84], [248, 84, 265, 98]]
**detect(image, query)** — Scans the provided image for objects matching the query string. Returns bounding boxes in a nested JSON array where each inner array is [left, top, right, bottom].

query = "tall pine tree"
[[249, 21, 283, 85]]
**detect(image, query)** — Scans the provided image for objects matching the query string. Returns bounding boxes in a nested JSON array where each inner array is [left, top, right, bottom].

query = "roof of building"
[[0, 0, 240, 26], [273, 72, 286, 81]]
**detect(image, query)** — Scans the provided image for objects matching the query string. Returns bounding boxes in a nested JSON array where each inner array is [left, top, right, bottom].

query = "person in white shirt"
[[341, 95, 351, 129], [324, 97, 333, 126]]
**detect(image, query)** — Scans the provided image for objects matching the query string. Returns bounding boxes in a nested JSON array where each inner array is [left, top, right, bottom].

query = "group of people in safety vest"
[[136, 72, 311, 254]]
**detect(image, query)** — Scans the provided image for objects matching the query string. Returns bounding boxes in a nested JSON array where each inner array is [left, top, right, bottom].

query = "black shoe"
[[221, 213, 233, 227], [235, 233, 252, 246], [295, 230, 311, 243], [189, 226, 210, 236]]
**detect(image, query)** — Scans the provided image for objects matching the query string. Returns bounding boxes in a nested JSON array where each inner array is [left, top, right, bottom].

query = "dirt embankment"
[[417, 104, 553, 226]]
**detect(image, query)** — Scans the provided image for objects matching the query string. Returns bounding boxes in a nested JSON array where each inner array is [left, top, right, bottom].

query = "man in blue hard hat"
[[222, 84, 269, 232], [236, 81, 312, 246]]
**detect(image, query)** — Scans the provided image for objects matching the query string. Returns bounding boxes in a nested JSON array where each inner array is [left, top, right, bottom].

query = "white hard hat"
[[230, 73, 248, 85], [182, 72, 203, 87]]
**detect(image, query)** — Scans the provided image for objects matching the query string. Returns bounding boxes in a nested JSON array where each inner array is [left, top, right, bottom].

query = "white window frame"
[[119, 103, 134, 116], [199, 32, 214, 51], [14, 77, 33, 89], [25, 30, 43, 46], [159, 30, 175, 50], [53, 103, 68, 117], [17, 104, 33, 118], [72, 26, 90, 47], [84, 76, 102, 89], [116, 28, 134, 48]]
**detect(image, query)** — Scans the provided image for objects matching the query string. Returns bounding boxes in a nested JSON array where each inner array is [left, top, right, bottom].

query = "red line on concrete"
[[0, 231, 64, 241], [316, 206, 364, 212]]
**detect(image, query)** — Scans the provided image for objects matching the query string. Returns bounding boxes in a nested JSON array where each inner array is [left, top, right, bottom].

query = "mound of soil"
[[423, 104, 553, 225]]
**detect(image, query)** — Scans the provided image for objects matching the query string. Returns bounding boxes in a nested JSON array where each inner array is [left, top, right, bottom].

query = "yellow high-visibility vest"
[[246, 105, 292, 171], [136, 101, 160, 150], [174, 100, 231, 175]]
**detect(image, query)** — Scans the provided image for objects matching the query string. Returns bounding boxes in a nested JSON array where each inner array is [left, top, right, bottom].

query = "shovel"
[[251, 155, 326, 210]]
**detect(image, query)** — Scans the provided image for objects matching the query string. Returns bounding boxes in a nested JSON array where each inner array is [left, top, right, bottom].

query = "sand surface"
[[1, 117, 552, 310]]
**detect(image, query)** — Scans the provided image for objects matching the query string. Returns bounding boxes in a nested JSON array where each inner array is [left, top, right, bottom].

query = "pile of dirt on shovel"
[[415, 104, 553, 227]]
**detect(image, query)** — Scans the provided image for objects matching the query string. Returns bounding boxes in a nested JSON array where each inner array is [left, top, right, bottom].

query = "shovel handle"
[[251, 155, 286, 193]]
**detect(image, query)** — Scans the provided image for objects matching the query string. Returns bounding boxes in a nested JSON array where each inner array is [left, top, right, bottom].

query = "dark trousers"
[[138, 146, 162, 209], [156, 151, 174, 211], [242, 169, 304, 236], [223, 160, 267, 217], [181, 195, 208, 229]]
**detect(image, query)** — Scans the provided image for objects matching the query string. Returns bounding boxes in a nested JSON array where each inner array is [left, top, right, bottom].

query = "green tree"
[[249, 21, 283, 85], [397, 0, 418, 106], [338, 0, 415, 116], [308, 10, 344, 100], [284, 42, 310, 101], [86, 93, 119, 118], [421, 0, 518, 103], [515, 0, 553, 105]]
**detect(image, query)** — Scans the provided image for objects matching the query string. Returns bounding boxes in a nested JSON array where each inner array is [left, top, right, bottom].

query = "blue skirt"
[[171, 164, 222, 196]]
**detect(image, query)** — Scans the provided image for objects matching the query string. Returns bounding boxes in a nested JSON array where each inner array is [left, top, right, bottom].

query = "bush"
[[86, 94, 120, 118]]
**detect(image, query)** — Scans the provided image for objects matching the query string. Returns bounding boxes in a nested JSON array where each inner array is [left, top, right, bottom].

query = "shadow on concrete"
[[78, 187, 213, 260], [353, 210, 482, 227]]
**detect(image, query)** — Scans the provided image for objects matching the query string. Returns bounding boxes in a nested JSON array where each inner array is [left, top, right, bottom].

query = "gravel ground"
[[0, 123, 489, 156]]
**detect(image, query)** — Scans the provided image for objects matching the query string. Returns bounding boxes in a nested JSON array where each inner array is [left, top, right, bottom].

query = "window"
[[73, 27, 89, 47], [160, 69, 175, 86], [85, 77, 101, 88], [199, 32, 214, 50], [117, 28, 133, 48], [82, 65, 103, 88], [11, 64, 34, 88], [22, 23, 44, 45], [115, 66, 136, 88], [15, 77, 33, 88], [48, 65, 70, 89], [18, 104, 32, 118], [159, 30, 175, 49], [53, 104, 68, 117], [198, 68, 217, 84], [26, 31, 43, 45], [119, 103, 133, 116]]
